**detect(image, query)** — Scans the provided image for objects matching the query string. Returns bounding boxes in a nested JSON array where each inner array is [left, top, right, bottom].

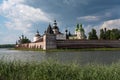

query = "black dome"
[[35, 31, 40, 37], [53, 26, 59, 29]]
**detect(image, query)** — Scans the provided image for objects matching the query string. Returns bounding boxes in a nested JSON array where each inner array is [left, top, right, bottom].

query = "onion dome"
[[75, 24, 79, 31], [35, 30, 40, 37], [75, 24, 84, 32], [53, 20, 59, 30], [79, 24, 84, 32]]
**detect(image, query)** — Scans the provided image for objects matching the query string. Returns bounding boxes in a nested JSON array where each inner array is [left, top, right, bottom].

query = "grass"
[[0, 60, 120, 80]]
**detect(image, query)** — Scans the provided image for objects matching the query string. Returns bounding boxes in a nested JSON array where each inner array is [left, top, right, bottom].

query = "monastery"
[[16, 20, 120, 50]]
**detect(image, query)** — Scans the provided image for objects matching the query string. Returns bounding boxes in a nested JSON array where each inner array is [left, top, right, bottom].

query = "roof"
[[53, 20, 59, 30], [35, 30, 40, 37], [53, 26, 59, 29], [75, 24, 84, 32], [46, 24, 54, 34]]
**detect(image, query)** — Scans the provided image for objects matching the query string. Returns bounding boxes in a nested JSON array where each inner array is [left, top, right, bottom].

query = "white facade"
[[75, 24, 86, 39], [33, 36, 41, 42], [53, 29, 59, 34], [76, 31, 85, 39], [33, 31, 41, 42], [56, 34, 66, 40]]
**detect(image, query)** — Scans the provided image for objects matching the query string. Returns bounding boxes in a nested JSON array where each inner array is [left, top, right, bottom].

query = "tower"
[[46, 24, 54, 34], [43, 24, 56, 50], [75, 24, 86, 39], [52, 20, 60, 34], [33, 30, 41, 42]]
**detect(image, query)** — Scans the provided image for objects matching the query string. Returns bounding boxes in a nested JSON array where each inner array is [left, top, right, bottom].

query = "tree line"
[[88, 28, 120, 40], [16, 35, 31, 44], [0, 44, 15, 48]]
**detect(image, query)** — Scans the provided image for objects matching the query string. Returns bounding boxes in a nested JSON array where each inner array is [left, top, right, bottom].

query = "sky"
[[0, 0, 120, 44]]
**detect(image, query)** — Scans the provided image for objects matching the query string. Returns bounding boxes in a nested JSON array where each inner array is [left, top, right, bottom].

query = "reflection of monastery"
[[16, 20, 120, 50]]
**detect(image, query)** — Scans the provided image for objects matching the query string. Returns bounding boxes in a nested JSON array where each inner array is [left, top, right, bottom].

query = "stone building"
[[33, 30, 42, 42]]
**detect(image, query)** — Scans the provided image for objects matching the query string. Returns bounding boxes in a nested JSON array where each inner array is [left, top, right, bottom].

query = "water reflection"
[[45, 51, 120, 65], [0, 48, 120, 64]]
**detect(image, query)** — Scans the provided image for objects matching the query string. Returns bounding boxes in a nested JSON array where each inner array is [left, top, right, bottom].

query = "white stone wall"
[[17, 34, 56, 50], [56, 34, 66, 40], [76, 31, 85, 39], [28, 42, 44, 49], [33, 36, 41, 42]]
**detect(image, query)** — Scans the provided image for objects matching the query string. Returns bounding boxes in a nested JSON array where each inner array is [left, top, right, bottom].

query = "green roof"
[[75, 24, 84, 32]]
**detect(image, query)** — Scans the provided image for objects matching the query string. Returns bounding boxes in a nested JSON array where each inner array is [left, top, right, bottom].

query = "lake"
[[0, 48, 120, 65]]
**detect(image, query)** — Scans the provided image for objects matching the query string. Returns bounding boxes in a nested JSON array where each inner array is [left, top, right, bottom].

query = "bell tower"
[[52, 20, 60, 34]]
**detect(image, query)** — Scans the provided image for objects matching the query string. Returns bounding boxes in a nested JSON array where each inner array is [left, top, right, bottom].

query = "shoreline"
[[14, 48, 120, 52]]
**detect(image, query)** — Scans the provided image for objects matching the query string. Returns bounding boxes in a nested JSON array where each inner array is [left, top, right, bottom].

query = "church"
[[33, 20, 86, 43]]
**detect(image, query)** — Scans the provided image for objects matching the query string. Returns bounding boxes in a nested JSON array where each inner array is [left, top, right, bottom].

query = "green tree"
[[99, 28, 120, 40], [106, 30, 111, 40], [100, 28, 109, 40], [110, 29, 120, 40], [100, 29, 105, 40], [18, 35, 31, 44], [88, 28, 98, 40]]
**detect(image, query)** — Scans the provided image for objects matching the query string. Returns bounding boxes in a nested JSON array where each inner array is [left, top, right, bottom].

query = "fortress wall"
[[56, 40, 120, 49], [17, 38, 120, 50], [20, 42, 44, 49], [16, 34, 57, 50], [28, 42, 44, 49]]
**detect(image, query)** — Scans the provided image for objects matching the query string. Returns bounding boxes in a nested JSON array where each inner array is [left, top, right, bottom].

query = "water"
[[0, 48, 120, 64]]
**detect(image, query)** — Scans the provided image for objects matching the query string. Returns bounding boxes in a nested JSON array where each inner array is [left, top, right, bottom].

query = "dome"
[[33, 31, 41, 42], [79, 26, 84, 32], [53, 20, 59, 30], [35, 34, 40, 37], [53, 26, 59, 29], [76, 24, 84, 32], [75, 24, 79, 31], [35, 30, 41, 37]]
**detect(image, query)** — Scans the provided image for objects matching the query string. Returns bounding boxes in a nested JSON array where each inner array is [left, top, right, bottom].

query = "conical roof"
[[46, 24, 54, 34]]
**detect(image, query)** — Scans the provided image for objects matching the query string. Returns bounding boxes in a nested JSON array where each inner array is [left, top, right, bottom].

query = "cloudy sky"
[[0, 0, 120, 44]]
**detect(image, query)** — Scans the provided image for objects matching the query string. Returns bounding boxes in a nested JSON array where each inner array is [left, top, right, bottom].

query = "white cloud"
[[84, 19, 120, 38], [0, 0, 51, 33], [101, 19, 120, 30], [63, 0, 88, 6], [84, 25, 100, 37], [77, 16, 100, 21]]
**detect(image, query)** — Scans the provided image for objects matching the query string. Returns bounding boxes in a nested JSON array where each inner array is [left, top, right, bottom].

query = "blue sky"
[[0, 0, 120, 44]]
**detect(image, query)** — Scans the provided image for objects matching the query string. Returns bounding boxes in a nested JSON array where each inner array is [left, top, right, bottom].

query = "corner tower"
[[43, 24, 56, 50], [33, 30, 41, 42]]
